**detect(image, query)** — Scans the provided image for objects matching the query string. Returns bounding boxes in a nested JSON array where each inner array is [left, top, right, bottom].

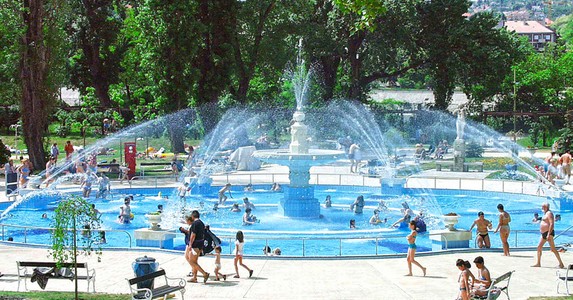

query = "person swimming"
[[118, 197, 132, 224]]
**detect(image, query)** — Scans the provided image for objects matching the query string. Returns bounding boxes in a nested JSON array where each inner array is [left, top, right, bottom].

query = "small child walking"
[[233, 231, 253, 278], [213, 246, 226, 281]]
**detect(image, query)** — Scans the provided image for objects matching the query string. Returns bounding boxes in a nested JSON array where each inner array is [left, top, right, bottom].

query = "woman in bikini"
[[456, 259, 472, 300], [406, 220, 426, 276], [471, 256, 491, 297], [494, 203, 511, 256], [18, 159, 31, 188]]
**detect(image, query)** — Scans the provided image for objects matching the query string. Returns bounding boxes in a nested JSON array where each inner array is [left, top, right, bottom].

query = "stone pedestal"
[[380, 178, 407, 196], [193, 176, 213, 195], [278, 163, 320, 218], [134, 228, 177, 249], [453, 139, 465, 172], [429, 229, 472, 251], [289, 111, 309, 154]]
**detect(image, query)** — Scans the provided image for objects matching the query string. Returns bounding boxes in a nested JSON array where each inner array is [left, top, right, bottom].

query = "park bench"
[[556, 264, 573, 294], [97, 163, 121, 177], [127, 269, 186, 300], [435, 160, 454, 171], [471, 270, 514, 300], [463, 162, 484, 172], [435, 161, 484, 172], [16, 261, 96, 292], [139, 162, 175, 177]]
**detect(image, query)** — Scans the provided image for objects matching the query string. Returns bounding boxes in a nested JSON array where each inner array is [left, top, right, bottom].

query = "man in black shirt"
[[184, 210, 209, 283]]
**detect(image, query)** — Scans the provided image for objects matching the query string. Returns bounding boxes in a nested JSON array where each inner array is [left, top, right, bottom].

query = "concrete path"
[[0, 244, 569, 299]]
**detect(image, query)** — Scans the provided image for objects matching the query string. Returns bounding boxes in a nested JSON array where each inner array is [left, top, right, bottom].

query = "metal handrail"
[[0, 223, 133, 248], [221, 233, 432, 256], [555, 224, 573, 241], [0, 222, 561, 256], [428, 232, 448, 249], [208, 171, 559, 196]]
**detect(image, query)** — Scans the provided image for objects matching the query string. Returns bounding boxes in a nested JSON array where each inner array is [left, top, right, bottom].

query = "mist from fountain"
[[0, 109, 200, 219]]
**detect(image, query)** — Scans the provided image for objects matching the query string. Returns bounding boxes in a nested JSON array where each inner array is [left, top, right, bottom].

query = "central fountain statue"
[[453, 104, 467, 172], [253, 43, 344, 218], [253, 105, 344, 218]]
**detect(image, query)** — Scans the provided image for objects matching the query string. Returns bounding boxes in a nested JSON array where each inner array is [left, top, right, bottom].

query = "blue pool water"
[[0, 186, 570, 257]]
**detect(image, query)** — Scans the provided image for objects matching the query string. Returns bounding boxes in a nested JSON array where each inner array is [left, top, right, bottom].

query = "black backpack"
[[202, 228, 221, 254]]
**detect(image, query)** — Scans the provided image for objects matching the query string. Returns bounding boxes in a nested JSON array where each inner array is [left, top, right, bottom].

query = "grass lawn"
[[2, 132, 201, 164], [0, 291, 128, 300], [529, 297, 573, 300]]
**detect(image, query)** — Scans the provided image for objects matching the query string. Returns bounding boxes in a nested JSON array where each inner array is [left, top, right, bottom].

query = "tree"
[[66, 0, 126, 108], [20, 0, 60, 170], [132, 0, 201, 153], [417, 0, 525, 110], [0, 0, 23, 106], [502, 45, 573, 114], [553, 13, 573, 47], [50, 195, 101, 300], [333, 0, 387, 31], [0, 139, 10, 165], [194, 0, 235, 105]]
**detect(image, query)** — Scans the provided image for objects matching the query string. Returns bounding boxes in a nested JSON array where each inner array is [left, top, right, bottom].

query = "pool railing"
[[0, 223, 561, 257], [0, 223, 133, 248]]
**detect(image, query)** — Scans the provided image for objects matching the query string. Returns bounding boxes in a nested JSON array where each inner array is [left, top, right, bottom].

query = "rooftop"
[[504, 20, 554, 34]]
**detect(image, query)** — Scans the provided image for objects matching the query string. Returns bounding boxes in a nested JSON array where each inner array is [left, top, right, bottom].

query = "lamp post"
[[513, 68, 518, 142], [9, 124, 21, 151]]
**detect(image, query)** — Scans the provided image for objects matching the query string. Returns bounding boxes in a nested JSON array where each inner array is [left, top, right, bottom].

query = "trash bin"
[[132, 256, 159, 289]]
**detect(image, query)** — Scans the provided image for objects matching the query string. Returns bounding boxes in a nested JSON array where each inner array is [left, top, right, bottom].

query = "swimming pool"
[[0, 185, 569, 257]]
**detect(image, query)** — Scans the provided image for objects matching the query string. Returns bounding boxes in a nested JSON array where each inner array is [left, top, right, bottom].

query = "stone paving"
[[0, 245, 570, 299]]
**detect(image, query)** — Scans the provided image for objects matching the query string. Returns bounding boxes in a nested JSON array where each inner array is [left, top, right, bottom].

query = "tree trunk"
[[196, 0, 223, 106], [231, 1, 275, 103], [167, 126, 186, 154], [20, 0, 50, 170], [318, 55, 340, 101], [432, 65, 454, 110], [82, 0, 112, 107], [346, 31, 365, 101]]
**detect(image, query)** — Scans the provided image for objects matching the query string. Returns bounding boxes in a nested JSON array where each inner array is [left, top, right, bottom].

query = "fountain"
[[254, 109, 344, 218], [253, 45, 344, 218]]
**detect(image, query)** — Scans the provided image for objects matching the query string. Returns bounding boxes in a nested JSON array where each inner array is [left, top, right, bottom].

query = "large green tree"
[[417, 0, 525, 110], [66, 0, 126, 108], [133, 0, 201, 152], [0, 0, 23, 106], [554, 13, 573, 47], [20, 0, 66, 170]]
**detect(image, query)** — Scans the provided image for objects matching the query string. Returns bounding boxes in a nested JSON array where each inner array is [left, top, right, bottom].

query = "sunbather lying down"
[[558, 243, 570, 253]]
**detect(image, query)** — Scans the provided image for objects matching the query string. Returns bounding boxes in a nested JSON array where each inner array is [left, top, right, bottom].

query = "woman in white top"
[[233, 231, 253, 278]]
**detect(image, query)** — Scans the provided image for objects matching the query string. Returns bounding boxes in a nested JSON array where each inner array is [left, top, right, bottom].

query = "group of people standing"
[[469, 202, 564, 268], [537, 149, 572, 185], [180, 210, 254, 283], [3, 157, 32, 189], [467, 204, 511, 256]]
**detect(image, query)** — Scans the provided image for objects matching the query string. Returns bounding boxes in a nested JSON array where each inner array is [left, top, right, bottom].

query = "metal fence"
[[0, 223, 133, 248]]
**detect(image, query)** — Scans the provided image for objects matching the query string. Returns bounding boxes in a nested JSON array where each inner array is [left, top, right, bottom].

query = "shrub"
[[465, 141, 484, 158], [0, 139, 10, 165]]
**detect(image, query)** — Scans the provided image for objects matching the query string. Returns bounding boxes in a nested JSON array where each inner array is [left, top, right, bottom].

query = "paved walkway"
[[0, 244, 569, 299]]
